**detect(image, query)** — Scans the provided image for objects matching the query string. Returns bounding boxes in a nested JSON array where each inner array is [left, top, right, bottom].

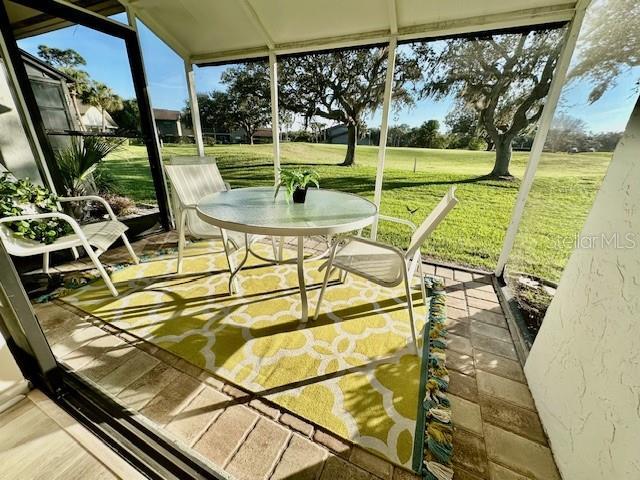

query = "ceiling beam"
[[191, 3, 575, 65], [387, 0, 398, 35], [397, 3, 575, 40], [10, 0, 124, 38], [240, 0, 275, 50], [121, 0, 190, 59]]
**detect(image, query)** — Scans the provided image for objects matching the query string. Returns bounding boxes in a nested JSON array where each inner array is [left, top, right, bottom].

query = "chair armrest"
[[59, 195, 117, 221], [340, 235, 406, 260], [377, 214, 417, 232], [0, 212, 85, 238]]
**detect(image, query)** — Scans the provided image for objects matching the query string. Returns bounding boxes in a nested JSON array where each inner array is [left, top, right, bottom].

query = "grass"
[[104, 142, 612, 283]]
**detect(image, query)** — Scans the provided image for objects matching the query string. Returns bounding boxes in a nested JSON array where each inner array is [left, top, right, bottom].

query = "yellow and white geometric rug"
[[61, 240, 426, 468]]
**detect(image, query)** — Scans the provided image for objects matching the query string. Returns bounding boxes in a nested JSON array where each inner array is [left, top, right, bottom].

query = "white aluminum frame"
[[268, 51, 281, 184], [371, 35, 398, 240], [494, 0, 591, 276], [185, 61, 205, 157]]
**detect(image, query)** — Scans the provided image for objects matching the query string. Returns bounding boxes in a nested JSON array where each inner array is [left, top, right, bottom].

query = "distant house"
[[321, 124, 376, 145], [230, 127, 273, 144], [153, 108, 182, 137], [22, 50, 120, 135], [78, 103, 118, 132]]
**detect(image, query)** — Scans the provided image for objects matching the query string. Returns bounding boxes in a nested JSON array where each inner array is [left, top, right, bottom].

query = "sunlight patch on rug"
[[61, 240, 426, 468]]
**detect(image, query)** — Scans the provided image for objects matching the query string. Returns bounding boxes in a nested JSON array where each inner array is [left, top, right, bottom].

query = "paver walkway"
[[29, 232, 560, 480]]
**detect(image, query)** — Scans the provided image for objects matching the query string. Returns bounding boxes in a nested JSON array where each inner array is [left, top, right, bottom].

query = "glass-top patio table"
[[196, 186, 377, 322]]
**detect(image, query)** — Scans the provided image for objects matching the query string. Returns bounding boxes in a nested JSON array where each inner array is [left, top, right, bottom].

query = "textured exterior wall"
[[525, 98, 640, 479], [0, 330, 27, 411]]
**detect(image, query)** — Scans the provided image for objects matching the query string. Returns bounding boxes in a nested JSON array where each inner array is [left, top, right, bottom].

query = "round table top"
[[196, 187, 377, 236]]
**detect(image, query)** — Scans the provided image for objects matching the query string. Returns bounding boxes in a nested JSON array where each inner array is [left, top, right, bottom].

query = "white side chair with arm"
[[314, 187, 458, 354], [164, 157, 264, 293], [0, 195, 139, 297]]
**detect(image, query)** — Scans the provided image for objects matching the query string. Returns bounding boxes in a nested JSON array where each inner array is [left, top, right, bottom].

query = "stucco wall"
[[0, 330, 27, 413], [524, 98, 640, 479]]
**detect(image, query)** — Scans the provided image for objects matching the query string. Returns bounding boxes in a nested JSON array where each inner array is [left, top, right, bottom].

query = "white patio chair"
[[164, 157, 269, 292], [314, 187, 458, 354], [0, 195, 139, 297]]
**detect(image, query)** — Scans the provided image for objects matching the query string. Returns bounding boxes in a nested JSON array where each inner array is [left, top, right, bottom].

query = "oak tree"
[[413, 28, 566, 178], [568, 0, 639, 103], [278, 47, 420, 165]]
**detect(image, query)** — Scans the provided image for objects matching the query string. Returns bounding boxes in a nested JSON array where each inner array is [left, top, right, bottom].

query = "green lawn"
[[104, 142, 612, 282]]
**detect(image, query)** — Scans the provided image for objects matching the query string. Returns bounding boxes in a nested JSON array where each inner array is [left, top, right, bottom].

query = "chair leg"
[[42, 251, 50, 275], [87, 248, 118, 297], [121, 234, 139, 264], [71, 247, 80, 260], [403, 270, 419, 356], [418, 258, 427, 306], [278, 236, 284, 262], [271, 236, 278, 262], [177, 210, 187, 274], [314, 243, 338, 320], [221, 229, 239, 294]]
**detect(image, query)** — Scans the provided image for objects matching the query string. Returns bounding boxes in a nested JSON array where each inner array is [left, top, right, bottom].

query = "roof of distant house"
[[77, 103, 92, 115], [78, 103, 118, 128], [153, 109, 181, 121], [253, 128, 273, 138], [20, 49, 76, 83]]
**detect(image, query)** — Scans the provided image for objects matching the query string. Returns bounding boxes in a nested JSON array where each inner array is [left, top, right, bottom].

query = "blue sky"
[[17, 12, 638, 133]]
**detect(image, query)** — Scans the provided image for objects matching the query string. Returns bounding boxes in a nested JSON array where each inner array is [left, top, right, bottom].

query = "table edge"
[[196, 187, 378, 236]]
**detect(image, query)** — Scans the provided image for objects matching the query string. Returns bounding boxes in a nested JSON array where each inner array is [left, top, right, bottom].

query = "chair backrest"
[[405, 186, 458, 258], [164, 157, 227, 207]]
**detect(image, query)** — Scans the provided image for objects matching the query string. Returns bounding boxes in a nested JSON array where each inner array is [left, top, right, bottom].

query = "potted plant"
[[274, 168, 320, 203]]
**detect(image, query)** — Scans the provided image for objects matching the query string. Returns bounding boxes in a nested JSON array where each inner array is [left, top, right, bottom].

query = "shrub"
[[93, 193, 137, 217], [56, 136, 124, 196], [0, 174, 71, 244]]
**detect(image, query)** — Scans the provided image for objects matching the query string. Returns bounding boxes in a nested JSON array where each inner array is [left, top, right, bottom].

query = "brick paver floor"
[[28, 232, 560, 479]]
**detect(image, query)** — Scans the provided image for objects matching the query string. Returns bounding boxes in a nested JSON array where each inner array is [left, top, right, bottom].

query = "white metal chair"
[[314, 187, 458, 354], [0, 195, 139, 297], [164, 157, 265, 292]]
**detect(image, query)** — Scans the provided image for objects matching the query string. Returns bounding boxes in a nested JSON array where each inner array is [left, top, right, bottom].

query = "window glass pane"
[[18, 20, 160, 218], [377, 26, 566, 269]]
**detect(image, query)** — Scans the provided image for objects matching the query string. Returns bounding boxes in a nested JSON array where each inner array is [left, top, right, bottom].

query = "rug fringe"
[[422, 276, 454, 480]]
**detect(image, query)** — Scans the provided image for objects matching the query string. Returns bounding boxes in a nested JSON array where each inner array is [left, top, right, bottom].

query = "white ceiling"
[[123, 0, 577, 64], [6, 0, 577, 63]]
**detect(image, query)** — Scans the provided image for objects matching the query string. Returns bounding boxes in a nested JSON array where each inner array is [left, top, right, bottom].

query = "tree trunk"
[[249, 133, 254, 145], [340, 123, 357, 166], [490, 137, 514, 178], [485, 138, 494, 151]]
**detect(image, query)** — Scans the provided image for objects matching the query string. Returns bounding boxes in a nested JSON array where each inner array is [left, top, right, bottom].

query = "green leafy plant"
[[56, 136, 124, 196], [0, 174, 71, 244], [274, 168, 320, 201]]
